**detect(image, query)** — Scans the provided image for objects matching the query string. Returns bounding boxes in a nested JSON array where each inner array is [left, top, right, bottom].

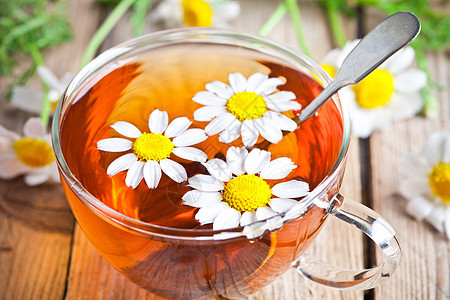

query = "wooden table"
[[1, 0, 449, 299]]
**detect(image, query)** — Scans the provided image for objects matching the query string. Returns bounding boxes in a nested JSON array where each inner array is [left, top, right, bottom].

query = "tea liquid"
[[60, 43, 343, 229]]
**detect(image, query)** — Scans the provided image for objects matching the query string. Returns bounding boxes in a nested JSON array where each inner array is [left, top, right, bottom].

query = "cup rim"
[[52, 27, 351, 240]]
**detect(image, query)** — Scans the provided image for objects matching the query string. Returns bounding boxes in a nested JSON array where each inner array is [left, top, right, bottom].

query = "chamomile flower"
[[321, 40, 427, 138], [11, 66, 73, 114], [400, 133, 450, 239], [182, 146, 309, 238], [193, 72, 301, 147], [0, 117, 59, 186], [97, 109, 207, 189], [150, 0, 240, 28]]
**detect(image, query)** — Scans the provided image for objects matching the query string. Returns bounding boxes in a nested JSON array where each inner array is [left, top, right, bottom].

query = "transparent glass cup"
[[52, 28, 400, 299]]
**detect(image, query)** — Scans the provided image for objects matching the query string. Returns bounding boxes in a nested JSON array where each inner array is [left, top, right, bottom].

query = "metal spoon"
[[298, 11, 421, 123]]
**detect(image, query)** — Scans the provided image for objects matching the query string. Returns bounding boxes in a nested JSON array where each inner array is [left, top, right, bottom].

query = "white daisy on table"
[[97, 109, 207, 189], [11, 66, 73, 114], [182, 146, 309, 238], [321, 40, 427, 138], [399, 132, 450, 239], [0, 117, 59, 186], [193, 72, 301, 147], [150, 0, 240, 28]]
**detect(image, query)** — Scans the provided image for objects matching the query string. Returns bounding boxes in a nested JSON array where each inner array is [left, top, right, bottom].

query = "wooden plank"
[[0, 0, 102, 299], [362, 9, 450, 300]]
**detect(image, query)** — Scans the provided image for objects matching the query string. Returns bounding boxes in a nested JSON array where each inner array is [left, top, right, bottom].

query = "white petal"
[[443, 135, 450, 164], [0, 158, 30, 179], [194, 106, 228, 122], [23, 117, 46, 138], [255, 206, 283, 230], [164, 117, 192, 138], [172, 128, 207, 147], [228, 73, 247, 93], [253, 117, 283, 144], [213, 207, 241, 230], [241, 119, 259, 147], [195, 202, 229, 225], [125, 160, 145, 188], [265, 91, 296, 103], [425, 206, 446, 233], [423, 133, 447, 166], [143, 160, 162, 189], [241, 211, 265, 239], [399, 178, 430, 200], [49, 164, 60, 182], [24, 171, 49, 186], [226, 146, 248, 175], [255, 77, 284, 95], [383, 46, 415, 75], [240, 211, 255, 226], [388, 93, 422, 121], [159, 159, 187, 183], [215, 1, 240, 21], [11, 86, 43, 114], [192, 91, 227, 106], [206, 80, 234, 99], [246, 73, 268, 92], [204, 113, 236, 136], [260, 157, 296, 179], [148, 109, 169, 134], [244, 148, 271, 175], [97, 138, 132, 152], [0, 124, 20, 141], [268, 198, 298, 213], [444, 209, 450, 239], [399, 153, 429, 178], [106, 153, 137, 176], [188, 174, 224, 192], [203, 158, 232, 182], [266, 99, 301, 112], [394, 70, 427, 93], [111, 121, 141, 138], [37, 66, 63, 90], [218, 119, 241, 144], [272, 180, 309, 198], [182, 190, 222, 208], [172, 147, 207, 162], [405, 196, 434, 221]]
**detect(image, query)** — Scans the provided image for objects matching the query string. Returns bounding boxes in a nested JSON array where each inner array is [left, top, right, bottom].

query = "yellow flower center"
[[428, 162, 450, 204], [353, 69, 394, 109], [226, 91, 268, 122], [181, 0, 213, 27], [223, 174, 272, 212], [132, 133, 174, 162], [13, 137, 54, 168], [321, 64, 336, 78]]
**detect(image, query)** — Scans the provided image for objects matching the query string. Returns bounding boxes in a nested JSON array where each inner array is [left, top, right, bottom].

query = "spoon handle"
[[298, 11, 421, 123]]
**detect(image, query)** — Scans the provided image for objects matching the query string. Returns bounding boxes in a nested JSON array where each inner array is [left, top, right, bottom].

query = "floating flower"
[[182, 146, 309, 238], [97, 109, 207, 189], [193, 72, 301, 147], [321, 40, 427, 138], [149, 0, 240, 28], [399, 132, 450, 239], [0, 117, 59, 186], [11, 66, 73, 114]]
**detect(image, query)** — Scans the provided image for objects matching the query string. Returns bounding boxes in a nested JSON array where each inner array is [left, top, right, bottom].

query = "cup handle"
[[291, 194, 401, 290]]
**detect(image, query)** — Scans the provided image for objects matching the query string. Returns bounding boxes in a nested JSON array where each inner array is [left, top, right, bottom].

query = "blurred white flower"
[[400, 132, 450, 239], [321, 40, 427, 138], [149, 0, 240, 28], [11, 66, 72, 114], [0, 117, 59, 186]]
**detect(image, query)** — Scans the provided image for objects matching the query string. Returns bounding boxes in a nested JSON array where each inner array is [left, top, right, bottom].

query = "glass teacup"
[[52, 28, 400, 299]]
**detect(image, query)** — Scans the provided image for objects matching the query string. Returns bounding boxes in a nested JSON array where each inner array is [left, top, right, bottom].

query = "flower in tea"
[[193, 72, 301, 147], [321, 41, 426, 138], [399, 132, 450, 239], [11, 66, 73, 114], [0, 117, 59, 186], [182, 146, 309, 238], [97, 109, 207, 189], [149, 0, 240, 28]]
